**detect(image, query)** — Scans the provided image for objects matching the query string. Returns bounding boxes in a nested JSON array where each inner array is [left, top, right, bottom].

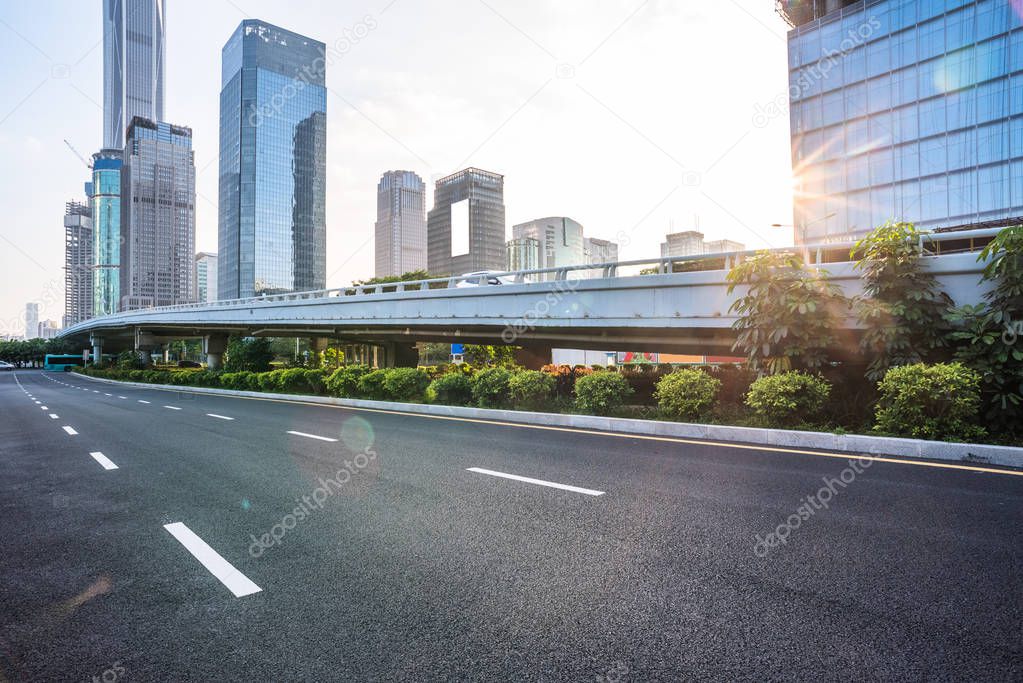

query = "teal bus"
[[43, 354, 88, 372]]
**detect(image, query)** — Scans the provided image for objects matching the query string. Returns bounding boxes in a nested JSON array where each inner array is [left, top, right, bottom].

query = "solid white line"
[[163, 405, 181, 410], [62, 426, 78, 435], [206, 413, 234, 421], [89, 451, 118, 470], [286, 430, 337, 442], [466, 467, 605, 496], [49, 414, 58, 419], [138, 400, 150, 404], [163, 522, 262, 598]]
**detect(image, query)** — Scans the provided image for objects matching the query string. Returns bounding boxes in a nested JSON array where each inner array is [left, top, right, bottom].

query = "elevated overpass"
[[60, 228, 1000, 367]]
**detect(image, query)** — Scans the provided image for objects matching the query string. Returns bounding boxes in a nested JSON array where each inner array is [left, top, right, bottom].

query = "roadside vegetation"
[[66, 222, 1023, 446]]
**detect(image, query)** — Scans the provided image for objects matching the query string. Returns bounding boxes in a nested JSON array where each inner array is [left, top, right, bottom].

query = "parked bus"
[[43, 354, 89, 372]]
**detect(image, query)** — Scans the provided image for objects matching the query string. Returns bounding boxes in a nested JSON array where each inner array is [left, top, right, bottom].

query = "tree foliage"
[[726, 251, 847, 375], [852, 221, 953, 380], [224, 337, 274, 372]]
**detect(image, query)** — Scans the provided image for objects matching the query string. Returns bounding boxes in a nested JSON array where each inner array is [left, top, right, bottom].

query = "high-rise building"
[[511, 217, 586, 271], [103, 0, 165, 150], [583, 237, 619, 265], [120, 117, 196, 310], [506, 236, 542, 273], [195, 252, 218, 303], [218, 20, 327, 299], [375, 170, 427, 278], [90, 149, 123, 316], [427, 168, 506, 276], [781, 0, 1023, 243], [660, 230, 745, 257], [64, 201, 94, 328], [38, 320, 61, 340], [24, 303, 39, 340]]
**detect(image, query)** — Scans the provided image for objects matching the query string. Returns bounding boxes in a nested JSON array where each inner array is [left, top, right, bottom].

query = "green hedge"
[[427, 373, 473, 405], [507, 370, 555, 411], [574, 372, 633, 416], [471, 367, 512, 408], [654, 368, 721, 421], [745, 371, 831, 426], [874, 362, 985, 441]]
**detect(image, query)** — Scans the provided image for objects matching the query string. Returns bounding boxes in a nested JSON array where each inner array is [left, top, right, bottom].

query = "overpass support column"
[[203, 334, 229, 370], [134, 330, 157, 367], [162, 344, 171, 364], [382, 342, 419, 368], [513, 346, 552, 370], [89, 335, 104, 366]]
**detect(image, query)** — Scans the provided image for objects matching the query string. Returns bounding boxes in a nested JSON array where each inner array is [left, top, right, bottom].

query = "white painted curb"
[[72, 372, 1023, 470]]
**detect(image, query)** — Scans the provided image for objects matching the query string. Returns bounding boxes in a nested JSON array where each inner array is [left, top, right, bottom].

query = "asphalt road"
[[1, 369, 1021, 682]]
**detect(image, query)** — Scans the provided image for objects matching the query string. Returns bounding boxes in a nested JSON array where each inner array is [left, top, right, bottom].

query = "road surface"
[[1, 369, 1020, 681]]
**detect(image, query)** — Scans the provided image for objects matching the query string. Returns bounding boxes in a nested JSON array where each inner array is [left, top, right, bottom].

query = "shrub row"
[[78, 361, 987, 442]]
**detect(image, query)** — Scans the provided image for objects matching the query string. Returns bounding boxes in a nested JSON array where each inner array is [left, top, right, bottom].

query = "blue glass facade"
[[90, 150, 123, 316], [787, 0, 1023, 243], [218, 20, 327, 299]]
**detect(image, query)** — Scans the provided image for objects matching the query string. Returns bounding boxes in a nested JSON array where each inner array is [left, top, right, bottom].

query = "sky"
[[0, 0, 796, 336]]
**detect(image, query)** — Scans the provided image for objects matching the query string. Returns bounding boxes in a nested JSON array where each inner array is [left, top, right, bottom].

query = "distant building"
[[661, 230, 744, 258], [506, 236, 542, 274], [584, 237, 619, 265], [195, 252, 218, 303], [90, 149, 123, 316], [103, 0, 165, 150], [120, 117, 196, 310], [375, 170, 427, 278], [64, 201, 93, 328], [24, 303, 39, 340], [427, 168, 506, 276], [38, 320, 61, 340], [218, 19, 327, 298], [512, 217, 586, 271]]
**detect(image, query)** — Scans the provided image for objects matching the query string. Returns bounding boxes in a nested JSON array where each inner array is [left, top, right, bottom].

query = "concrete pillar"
[[513, 346, 552, 370], [162, 344, 171, 364], [203, 334, 229, 370], [381, 342, 419, 368], [89, 335, 104, 365]]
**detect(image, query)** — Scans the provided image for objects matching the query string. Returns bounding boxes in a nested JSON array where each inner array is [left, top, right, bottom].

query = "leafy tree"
[[726, 251, 847, 375], [353, 270, 431, 286], [852, 222, 953, 380], [946, 225, 1023, 434], [463, 344, 518, 367], [224, 337, 274, 372]]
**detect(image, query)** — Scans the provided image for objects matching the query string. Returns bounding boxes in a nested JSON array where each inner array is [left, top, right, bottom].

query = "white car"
[[454, 271, 514, 288], [0, 361, 14, 371]]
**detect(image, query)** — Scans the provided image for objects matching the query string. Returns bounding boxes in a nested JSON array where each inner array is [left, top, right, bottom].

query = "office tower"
[[120, 117, 196, 310], [375, 170, 427, 278], [195, 252, 218, 303], [660, 231, 706, 257], [511, 217, 586, 270], [64, 201, 94, 327], [427, 168, 506, 276], [90, 149, 123, 316], [507, 236, 541, 272], [218, 20, 327, 299], [584, 237, 619, 264], [38, 320, 61, 340], [24, 303, 39, 340], [780, 0, 1023, 243], [103, 0, 165, 149]]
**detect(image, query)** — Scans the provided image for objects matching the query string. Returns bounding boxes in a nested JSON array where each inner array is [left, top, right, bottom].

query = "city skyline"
[[0, 1, 794, 331]]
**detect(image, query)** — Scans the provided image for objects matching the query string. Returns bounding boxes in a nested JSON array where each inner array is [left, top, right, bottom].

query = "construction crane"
[[63, 139, 93, 169]]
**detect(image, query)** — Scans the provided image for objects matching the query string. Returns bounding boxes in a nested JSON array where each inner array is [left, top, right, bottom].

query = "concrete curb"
[[71, 372, 1023, 470]]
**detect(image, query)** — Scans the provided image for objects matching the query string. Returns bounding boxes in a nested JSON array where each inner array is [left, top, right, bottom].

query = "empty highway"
[[1, 369, 1021, 681]]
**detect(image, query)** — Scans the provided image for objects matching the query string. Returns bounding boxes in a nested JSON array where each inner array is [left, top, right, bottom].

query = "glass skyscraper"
[[427, 168, 506, 276], [63, 201, 93, 328], [218, 20, 327, 299], [375, 170, 427, 278], [90, 150, 123, 317], [120, 118, 196, 310], [103, 0, 165, 150], [783, 0, 1023, 243]]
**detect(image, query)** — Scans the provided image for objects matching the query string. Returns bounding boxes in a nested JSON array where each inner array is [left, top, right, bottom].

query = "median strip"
[[286, 430, 337, 442], [466, 467, 605, 496], [163, 522, 262, 598], [88, 451, 118, 470]]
